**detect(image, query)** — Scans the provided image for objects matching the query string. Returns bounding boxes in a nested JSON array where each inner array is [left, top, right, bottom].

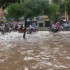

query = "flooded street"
[[0, 31, 70, 70]]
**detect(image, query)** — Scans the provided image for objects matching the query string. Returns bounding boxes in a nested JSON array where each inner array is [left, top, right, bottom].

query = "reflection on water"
[[0, 32, 70, 70]]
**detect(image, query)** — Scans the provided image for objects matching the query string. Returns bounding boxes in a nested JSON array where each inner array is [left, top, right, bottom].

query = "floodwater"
[[0, 31, 70, 70]]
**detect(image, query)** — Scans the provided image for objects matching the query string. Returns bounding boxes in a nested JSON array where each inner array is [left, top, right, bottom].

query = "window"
[[38, 23, 43, 27], [44, 21, 51, 27]]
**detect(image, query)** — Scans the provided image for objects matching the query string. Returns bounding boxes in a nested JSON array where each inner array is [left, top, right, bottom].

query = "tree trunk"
[[23, 16, 28, 39]]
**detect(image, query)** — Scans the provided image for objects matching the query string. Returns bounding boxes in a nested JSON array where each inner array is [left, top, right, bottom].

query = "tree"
[[60, 2, 65, 14], [0, 0, 23, 9], [59, 0, 69, 20], [66, 0, 70, 16], [48, 3, 60, 22], [23, 0, 49, 38], [6, 0, 49, 38], [53, 0, 59, 4], [5, 3, 24, 21], [50, 0, 67, 21]]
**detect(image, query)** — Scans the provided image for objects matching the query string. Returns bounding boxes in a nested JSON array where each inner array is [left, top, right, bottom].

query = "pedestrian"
[[55, 22, 63, 31]]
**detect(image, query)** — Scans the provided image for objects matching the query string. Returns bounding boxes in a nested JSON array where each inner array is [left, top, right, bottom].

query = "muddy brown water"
[[0, 32, 70, 70]]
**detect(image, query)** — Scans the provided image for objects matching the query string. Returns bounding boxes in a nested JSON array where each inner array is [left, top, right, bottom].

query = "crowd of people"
[[49, 21, 70, 32], [0, 23, 24, 34], [0, 22, 38, 34], [0, 21, 70, 34]]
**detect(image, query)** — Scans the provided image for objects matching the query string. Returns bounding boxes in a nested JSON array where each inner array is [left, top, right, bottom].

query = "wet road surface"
[[0, 31, 70, 70]]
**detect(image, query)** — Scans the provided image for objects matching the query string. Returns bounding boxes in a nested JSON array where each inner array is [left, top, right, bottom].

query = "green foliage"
[[66, 0, 70, 16], [0, 0, 22, 9], [5, 0, 49, 20], [53, 0, 60, 4], [59, 0, 70, 18], [5, 3, 24, 20], [60, 3, 65, 14], [2, 0, 70, 22], [23, 0, 49, 17], [48, 4, 60, 22], [4, 0, 66, 22]]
